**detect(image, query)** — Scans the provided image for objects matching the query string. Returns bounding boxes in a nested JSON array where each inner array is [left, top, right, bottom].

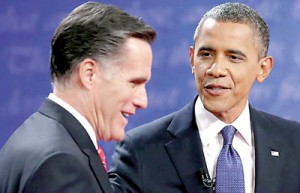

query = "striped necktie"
[[97, 145, 108, 173]]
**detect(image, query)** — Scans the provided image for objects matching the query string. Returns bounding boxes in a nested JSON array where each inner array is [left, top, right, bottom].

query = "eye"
[[226, 50, 247, 63], [197, 51, 214, 60], [129, 79, 146, 88], [130, 82, 137, 88], [228, 55, 243, 63]]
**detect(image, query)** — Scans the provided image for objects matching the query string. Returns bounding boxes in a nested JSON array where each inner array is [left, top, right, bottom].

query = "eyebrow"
[[196, 46, 247, 58], [227, 49, 247, 58]]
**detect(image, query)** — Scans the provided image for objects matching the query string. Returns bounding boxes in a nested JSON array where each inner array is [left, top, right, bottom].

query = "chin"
[[203, 102, 227, 115], [203, 99, 219, 109], [110, 130, 125, 142]]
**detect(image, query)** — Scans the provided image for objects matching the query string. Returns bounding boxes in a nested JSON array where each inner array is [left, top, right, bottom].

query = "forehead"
[[111, 37, 153, 78], [195, 19, 257, 51]]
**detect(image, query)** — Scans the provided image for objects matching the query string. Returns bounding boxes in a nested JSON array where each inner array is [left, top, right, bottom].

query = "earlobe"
[[256, 56, 274, 83]]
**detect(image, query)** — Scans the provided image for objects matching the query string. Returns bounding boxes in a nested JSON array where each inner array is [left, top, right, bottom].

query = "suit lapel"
[[39, 99, 113, 193], [164, 102, 284, 193], [165, 99, 213, 193], [83, 147, 113, 193], [250, 107, 282, 193]]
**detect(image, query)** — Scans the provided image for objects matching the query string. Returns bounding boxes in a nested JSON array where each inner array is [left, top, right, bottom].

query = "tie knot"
[[221, 125, 236, 145]]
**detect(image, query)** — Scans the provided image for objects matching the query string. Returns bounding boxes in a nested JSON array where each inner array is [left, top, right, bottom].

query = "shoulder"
[[0, 111, 83, 176], [251, 106, 300, 129], [126, 99, 197, 143], [23, 152, 99, 193], [250, 107, 300, 144]]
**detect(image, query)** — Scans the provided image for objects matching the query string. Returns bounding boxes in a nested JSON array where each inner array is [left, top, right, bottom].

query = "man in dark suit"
[[0, 2, 156, 193], [109, 2, 300, 193]]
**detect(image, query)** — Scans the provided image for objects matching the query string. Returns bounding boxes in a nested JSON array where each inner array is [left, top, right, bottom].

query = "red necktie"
[[97, 145, 108, 173]]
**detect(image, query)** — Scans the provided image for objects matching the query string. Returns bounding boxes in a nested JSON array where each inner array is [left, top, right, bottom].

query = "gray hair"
[[193, 2, 269, 59]]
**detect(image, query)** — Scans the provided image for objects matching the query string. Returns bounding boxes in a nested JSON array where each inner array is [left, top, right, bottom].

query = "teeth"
[[123, 113, 130, 118]]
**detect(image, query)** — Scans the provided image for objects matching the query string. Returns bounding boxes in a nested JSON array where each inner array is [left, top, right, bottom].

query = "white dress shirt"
[[195, 97, 255, 193], [48, 93, 98, 149]]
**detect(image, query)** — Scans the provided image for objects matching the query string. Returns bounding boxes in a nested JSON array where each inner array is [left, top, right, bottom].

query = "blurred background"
[[1, 0, 300, 166]]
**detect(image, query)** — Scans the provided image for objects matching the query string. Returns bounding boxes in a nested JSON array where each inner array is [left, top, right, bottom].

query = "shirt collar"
[[48, 93, 98, 149], [195, 97, 252, 147]]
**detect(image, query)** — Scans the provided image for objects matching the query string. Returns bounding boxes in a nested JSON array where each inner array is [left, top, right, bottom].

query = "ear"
[[189, 46, 195, 74], [256, 56, 274, 83], [78, 58, 98, 90]]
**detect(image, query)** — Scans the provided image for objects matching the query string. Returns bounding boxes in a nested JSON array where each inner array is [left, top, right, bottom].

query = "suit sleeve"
[[108, 134, 142, 193], [24, 152, 101, 193]]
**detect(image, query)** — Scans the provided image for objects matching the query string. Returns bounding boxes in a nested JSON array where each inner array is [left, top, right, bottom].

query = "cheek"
[[231, 74, 256, 96], [108, 92, 133, 114], [194, 64, 208, 82], [232, 68, 256, 85], [119, 90, 134, 104], [195, 62, 210, 73]]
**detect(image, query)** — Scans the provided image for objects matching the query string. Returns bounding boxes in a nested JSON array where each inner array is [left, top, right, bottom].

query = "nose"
[[133, 86, 148, 109], [206, 57, 227, 78]]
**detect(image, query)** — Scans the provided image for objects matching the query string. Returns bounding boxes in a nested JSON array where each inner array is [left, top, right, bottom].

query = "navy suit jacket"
[[109, 97, 300, 193], [0, 99, 113, 193]]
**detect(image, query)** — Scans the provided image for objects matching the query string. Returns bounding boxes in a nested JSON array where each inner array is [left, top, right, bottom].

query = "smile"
[[122, 113, 130, 118]]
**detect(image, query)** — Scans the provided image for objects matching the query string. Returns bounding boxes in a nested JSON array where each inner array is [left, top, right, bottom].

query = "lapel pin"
[[271, 150, 279, 157]]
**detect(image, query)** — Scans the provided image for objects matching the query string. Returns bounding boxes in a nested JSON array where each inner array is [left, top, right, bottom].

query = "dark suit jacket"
[[109, 97, 300, 193], [0, 99, 113, 193]]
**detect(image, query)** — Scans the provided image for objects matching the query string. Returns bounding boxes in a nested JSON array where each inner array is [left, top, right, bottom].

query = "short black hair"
[[193, 2, 269, 59]]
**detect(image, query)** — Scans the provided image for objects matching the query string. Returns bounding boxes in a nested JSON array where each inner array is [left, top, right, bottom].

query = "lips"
[[204, 83, 230, 95]]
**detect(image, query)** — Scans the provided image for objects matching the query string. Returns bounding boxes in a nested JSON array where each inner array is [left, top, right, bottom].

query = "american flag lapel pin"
[[271, 150, 279, 157]]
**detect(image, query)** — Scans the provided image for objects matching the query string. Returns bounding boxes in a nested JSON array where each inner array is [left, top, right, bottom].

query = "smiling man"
[[109, 2, 300, 193], [0, 2, 156, 193], [190, 18, 272, 124]]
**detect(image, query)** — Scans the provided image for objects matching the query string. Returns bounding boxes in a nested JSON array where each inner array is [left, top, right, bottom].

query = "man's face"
[[190, 18, 268, 123], [93, 37, 153, 141]]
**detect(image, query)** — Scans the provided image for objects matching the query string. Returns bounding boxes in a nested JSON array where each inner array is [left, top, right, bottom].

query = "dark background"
[[1, 0, 300, 166]]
